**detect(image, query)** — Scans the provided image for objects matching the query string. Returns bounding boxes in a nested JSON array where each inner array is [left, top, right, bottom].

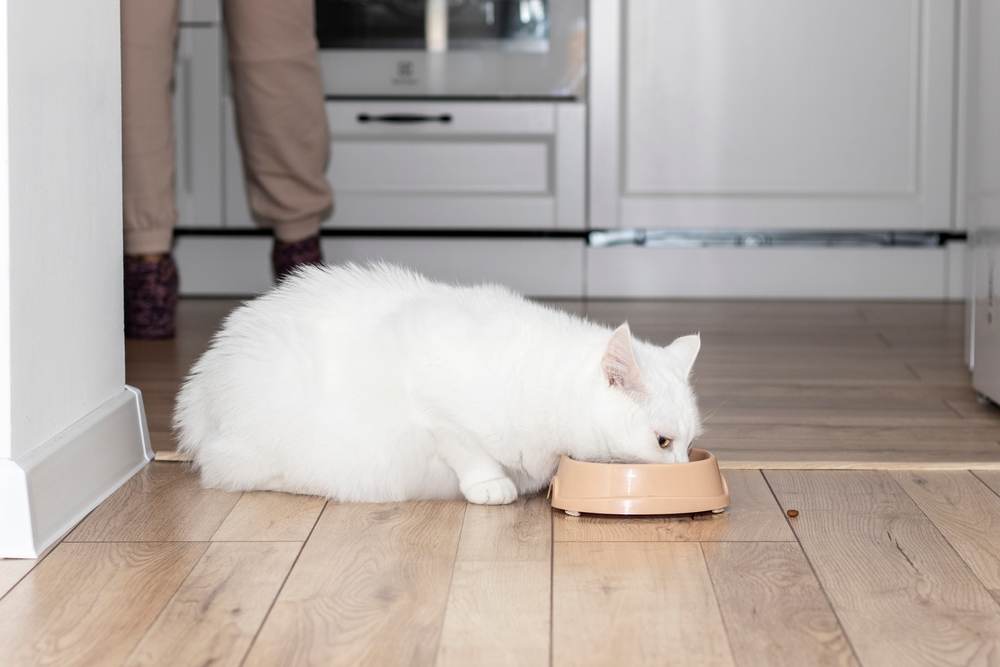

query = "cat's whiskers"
[[700, 401, 726, 426]]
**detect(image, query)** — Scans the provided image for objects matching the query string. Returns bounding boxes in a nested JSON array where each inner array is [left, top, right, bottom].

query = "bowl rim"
[[558, 448, 716, 471]]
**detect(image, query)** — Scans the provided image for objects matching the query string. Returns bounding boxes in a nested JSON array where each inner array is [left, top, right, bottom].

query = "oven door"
[[315, 0, 586, 98]]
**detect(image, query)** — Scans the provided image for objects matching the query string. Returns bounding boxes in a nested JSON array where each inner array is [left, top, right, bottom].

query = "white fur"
[[174, 263, 703, 504]]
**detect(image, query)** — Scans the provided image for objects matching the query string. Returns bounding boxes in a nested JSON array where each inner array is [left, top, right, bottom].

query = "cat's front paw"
[[462, 477, 518, 505]]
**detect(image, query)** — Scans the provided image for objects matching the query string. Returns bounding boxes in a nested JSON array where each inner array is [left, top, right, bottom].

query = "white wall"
[[5, 0, 124, 458], [0, 2, 10, 460], [1, 1, 149, 558]]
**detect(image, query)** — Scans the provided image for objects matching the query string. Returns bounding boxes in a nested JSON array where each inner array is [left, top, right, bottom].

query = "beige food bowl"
[[549, 448, 730, 516]]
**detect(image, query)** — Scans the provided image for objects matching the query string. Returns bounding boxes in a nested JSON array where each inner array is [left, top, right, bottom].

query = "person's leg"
[[123, 0, 179, 256], [122, 0, 180, 338], [223, 0, 333, 279]]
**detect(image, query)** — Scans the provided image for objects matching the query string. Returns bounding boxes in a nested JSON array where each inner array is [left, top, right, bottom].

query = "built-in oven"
[[315, 0, 586, 98]]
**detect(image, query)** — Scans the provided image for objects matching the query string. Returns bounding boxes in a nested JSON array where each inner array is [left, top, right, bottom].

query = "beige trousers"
[[122, 0, 333, 255]]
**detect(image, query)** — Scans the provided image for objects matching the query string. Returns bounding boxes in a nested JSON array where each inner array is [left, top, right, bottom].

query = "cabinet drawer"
[[225, 100, 585, 229], [330, 141, 549, 193], [327, 102, 556, 136]]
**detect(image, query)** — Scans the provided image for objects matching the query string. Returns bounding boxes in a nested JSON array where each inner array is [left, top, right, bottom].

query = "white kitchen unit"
[[224, 100, 585, 231], [590, 0, 957, 230], [965, 0, 1000, 393], [172, 23, 224, 228], [169, 4, 588, 297]]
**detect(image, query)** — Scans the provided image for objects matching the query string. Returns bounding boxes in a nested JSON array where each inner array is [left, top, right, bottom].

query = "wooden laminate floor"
[[4, 298, 1000, 666], [135, 298, 1000, 469]]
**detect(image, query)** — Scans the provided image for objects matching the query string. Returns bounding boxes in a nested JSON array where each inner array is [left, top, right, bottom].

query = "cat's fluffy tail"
[[175, 376, 280, 491], [173, 368, 209, 463]]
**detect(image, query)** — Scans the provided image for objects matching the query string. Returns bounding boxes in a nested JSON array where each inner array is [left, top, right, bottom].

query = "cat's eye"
[[657, 434, 671, 449]]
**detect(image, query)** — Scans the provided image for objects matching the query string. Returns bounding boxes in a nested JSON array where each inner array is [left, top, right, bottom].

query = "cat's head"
[[589, 323, 703, 464]]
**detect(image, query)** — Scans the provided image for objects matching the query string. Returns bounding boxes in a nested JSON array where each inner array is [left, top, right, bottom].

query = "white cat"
[[175, 263, 703, 505]]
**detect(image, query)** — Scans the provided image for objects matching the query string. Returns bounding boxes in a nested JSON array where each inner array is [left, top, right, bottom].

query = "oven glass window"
[[316, 0, 550, 52]]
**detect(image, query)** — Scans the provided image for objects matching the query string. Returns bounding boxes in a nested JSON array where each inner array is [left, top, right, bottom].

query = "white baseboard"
[[588, 243, 966, 300], [174, 235, 586, 297], [174, 234, 966, 300], [0, 386, 152, 558]]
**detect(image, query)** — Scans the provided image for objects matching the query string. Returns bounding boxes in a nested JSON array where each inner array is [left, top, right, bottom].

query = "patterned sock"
[[124, 254, 179, 340]]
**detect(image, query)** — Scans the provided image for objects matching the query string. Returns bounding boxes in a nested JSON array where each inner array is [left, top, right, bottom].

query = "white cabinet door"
[[961, 0, 1000, 233], [590, 0, 956, 230], [964, 0, 1000, 378], [173, 26, 224, 227], [225, 100, 586, 230]]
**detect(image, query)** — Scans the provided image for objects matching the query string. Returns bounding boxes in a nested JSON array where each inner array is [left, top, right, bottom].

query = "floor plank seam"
[[63, 539, 311, 544], [0, 544, 57, 604], [208, 492, 247, 542], [892, 472, 1000, 616], [942, 399, 967, 419], [548, 506, 555, 667], [971, 472, 1000, 501], [430, 502, 469, 666], [696, 542, 739, 666], [238, 501, 329, 666], [875, 330, 894, 350], [0, 568, 33, 604], [721, 464, 1000, 471], [122, 542, 212, 665], [902, 362, 924, 381], [759, 470, 865, 666], [551, 539, 800, 544]]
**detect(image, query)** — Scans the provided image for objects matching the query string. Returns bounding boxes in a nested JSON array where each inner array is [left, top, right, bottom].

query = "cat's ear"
[[667, 333, 701, 377], [602, 323, 643, 392]]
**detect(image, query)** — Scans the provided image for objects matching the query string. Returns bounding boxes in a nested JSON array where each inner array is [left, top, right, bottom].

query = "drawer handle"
[[356, 113, 453, 124]]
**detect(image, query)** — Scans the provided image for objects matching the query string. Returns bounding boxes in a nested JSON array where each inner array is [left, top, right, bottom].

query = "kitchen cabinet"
[[590, 0, 957, 230], [225, 100, 585, 230], [965, 0, 1000, 382], [172, 25, 224, 228], [961, 0, 1000, 235]]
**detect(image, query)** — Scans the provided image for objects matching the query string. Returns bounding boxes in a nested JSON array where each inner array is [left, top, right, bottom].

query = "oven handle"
[[356, 113, 453, 124]]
